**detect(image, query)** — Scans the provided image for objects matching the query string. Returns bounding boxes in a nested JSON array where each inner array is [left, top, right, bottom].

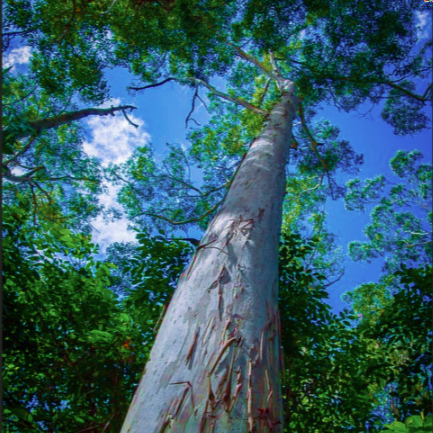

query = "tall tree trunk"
[[121, 82, 298, 433]]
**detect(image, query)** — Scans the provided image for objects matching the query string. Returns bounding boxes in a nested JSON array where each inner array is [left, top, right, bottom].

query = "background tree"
[[278, 232, 386, 432], [345, 149, 432, 277], [2, 202, 139, 432], [2, 65, 138, 233], [340, 151, 432, 428]]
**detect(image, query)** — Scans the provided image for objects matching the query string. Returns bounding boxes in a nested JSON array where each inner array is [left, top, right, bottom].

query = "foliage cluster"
[[3, 203, 146, 432], [278, 232, 432, 432]]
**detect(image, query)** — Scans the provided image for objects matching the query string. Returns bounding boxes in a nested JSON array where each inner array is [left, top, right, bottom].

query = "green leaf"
[[384, 421, 407, 432], [9, 406, 34, 423]]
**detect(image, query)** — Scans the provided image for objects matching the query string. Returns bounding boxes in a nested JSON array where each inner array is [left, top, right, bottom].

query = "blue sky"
[[3, 11, 432, 314]]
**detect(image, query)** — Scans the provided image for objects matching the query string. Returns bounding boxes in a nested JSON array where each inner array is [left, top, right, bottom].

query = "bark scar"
[[186, 328, 199, 365]]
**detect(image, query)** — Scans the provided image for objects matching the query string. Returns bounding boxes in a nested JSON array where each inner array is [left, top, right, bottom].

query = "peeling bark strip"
[[120, 82, 298, 433], [17, 105, 137, 139]]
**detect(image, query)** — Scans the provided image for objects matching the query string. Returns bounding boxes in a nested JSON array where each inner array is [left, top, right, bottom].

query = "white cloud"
[[83, 97, 151, 255], [92, 183, 137, 256], [83, 98, 151, 166], [3, 46, 32, 68], [416, 11, 431, 41]]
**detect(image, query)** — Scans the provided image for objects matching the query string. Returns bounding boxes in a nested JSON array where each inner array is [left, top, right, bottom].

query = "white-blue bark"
[[121, 81, 299, 433]]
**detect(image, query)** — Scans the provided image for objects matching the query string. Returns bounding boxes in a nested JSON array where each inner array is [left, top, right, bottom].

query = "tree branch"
[[33, 181, 54, 204], [256, 78, 271, 108], [45, 175, 99, 182], [2, 165, 45, 183], [29, 183, 39, 226], [269, 51, 282, 78], [185, 86, 201, 127], [230, 44, 278, 80], [333, 75, 430, 103], [161, 162, 203, 195], [56, 0, 77, 43], [298, 104, 329, 175], [422, 83, 432, 100], [133, 201, 222, 225], [19, 105, 137, 139], [298, 174, 324, 198], [383, 80, 429, 103], [197, 93, 209, 112], [121, 108, 139, 128], [128, 78, 177, 92], [323, 270, 345, 288], [186, 77, 267, 115], [129, 77, 267, 116]]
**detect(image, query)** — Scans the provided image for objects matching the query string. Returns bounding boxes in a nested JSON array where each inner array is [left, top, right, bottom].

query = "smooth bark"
[[121, 81, 298, 433]]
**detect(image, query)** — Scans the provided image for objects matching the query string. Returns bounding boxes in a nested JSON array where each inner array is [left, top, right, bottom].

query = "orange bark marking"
[[258, 207, 265, 222], [230, 365, 243, 412], [221, 318, 231, 343], [207, 264, 228, 321], [158, 418, 170, 433], [222, 344, 237, 411], [199, 399, 209, 433], [209, 337, 238, 375], [173, 385, 189, 417], [186, 237, 218, 279], [169, 381, 195, 412], [202, 315, 215, 346], [208, 375, 216, 410], [216, 364, 230, 396], [186, 329, 199, 364], [158, 403, 174, 433]]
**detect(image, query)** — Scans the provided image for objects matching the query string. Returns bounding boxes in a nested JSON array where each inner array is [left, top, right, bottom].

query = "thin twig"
[[134, 201, 222, 225], [122, 108, 139, 128], [186, 86, 200, 127], [323, 270, 345, 288], [128, 78, 176, 92], [57, 0, 77, 43], [3, 135, 38, 164]]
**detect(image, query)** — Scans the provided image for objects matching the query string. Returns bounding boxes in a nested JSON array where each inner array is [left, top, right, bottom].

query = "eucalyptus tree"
[[113, 2, 432, 432], [2, 0, 238, 103], [3, 0, 432, 432]]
